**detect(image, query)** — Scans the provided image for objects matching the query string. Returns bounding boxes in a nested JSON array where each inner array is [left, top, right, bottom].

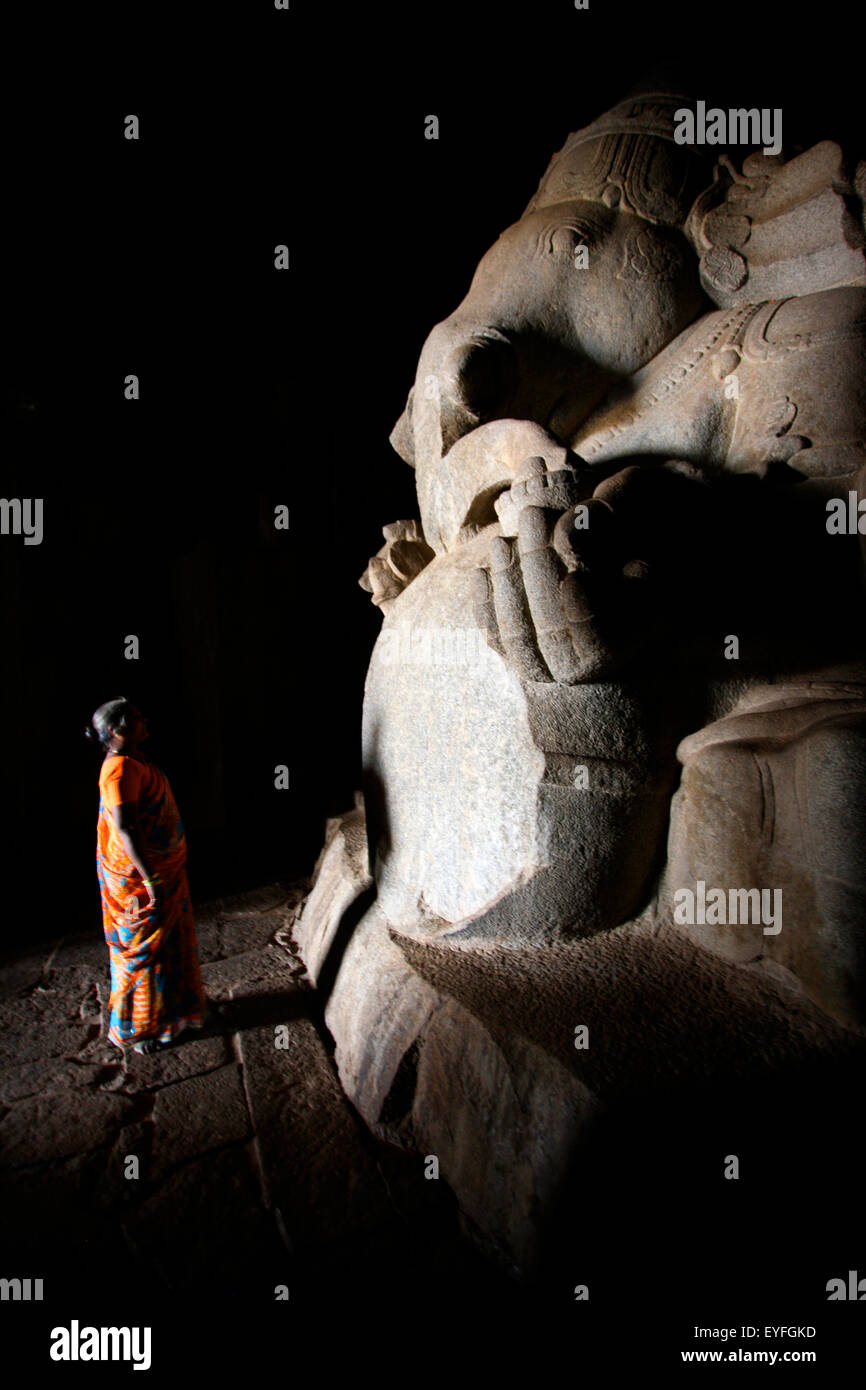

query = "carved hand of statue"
[[473, 456, 705, 684], [359, 520, 435, 615]]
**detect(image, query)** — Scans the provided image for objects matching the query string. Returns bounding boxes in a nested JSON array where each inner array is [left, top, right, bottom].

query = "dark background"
[[2, 3, 862, 949], [1, 0, 865, 1372]]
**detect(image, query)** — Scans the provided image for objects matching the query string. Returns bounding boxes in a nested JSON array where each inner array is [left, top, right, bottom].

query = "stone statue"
[[297, 87, 866, 1275], [374, 91, 866, 1026]]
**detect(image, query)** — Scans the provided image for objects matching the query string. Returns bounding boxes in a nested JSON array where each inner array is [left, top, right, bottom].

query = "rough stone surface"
[[201, 943, 298, 1001], [0, 1089, 140, 1168], [0, 1056, 120, 1104], [313, 858, 860, 1269], [293, 802, 371, 982], [410, 1001, 597, 1273], [148, 1063, 252, 1180], [237, 1016, 394, 1250], [117, 1031, 235, 1090], [191, 882, 306, 964], [324, 902, 445, 1136], [0, 991, 104, 1066], [0, 948, 52, 1000], [660, 685, 866, 1028], [357, 87, 866, 1015], [304, 84, 866, 1279], [0, 1144, 124, 1250], [0, 886, 485, 1301], [122, 1142, 278, 1293]]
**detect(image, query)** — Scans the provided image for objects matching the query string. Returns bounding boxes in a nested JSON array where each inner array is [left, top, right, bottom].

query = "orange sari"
[[96, 754, 205, 1048]]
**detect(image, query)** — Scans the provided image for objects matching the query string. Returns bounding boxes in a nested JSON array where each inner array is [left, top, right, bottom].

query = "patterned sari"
[[97, 753, 205, 1048]]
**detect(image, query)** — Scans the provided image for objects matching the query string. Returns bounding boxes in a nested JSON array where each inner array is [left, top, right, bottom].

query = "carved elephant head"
[[391, 198, 707, 551]]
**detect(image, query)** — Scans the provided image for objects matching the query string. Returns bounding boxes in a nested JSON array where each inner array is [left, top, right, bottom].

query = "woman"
[[86, 697, 206, 1056]]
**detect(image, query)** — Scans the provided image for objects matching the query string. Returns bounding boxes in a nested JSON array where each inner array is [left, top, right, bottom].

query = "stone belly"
[[362, 527, 679, 945]]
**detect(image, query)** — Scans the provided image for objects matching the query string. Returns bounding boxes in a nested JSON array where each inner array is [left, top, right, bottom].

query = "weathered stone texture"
[[305, 86, 866, 1276]]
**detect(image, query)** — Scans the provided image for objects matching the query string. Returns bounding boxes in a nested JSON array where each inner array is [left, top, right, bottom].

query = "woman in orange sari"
[[87, 697, 206, 1056]]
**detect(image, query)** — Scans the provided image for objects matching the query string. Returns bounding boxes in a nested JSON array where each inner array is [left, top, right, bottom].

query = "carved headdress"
[[524, 92, 715, 226], [525, 90, 866, 306]]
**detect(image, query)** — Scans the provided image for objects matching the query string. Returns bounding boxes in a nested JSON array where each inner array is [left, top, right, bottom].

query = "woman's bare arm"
[[110, 803, 159, 901]]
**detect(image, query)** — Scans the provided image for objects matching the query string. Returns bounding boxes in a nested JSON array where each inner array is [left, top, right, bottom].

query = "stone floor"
[[3, 885, 864, 1373], [0, 881, 516, 1332]]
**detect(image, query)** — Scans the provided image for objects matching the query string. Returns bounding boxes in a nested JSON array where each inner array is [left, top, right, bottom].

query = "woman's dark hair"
[[84, 698, 135, 749]]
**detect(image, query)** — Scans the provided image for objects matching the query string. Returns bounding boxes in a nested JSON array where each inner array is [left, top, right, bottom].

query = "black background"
[[4, 3, 862, 944], [2, 0, 865, 1371]]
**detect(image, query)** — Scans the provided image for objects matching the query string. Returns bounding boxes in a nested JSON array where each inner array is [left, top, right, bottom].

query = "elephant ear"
[[686, 142, 866, 309], [389, 385, 415, 467]]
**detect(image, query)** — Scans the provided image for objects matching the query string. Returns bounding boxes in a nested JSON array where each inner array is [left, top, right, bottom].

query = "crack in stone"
[[18, 938, 67, 996], [138, 1133, 255, 1197]]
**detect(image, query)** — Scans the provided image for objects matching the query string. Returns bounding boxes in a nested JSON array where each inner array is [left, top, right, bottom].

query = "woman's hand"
[[111, 804, 163, 911], [142, 877, 162, 911]]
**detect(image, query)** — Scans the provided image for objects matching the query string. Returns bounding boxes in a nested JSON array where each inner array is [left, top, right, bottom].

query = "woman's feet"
[[133, 1038, 170, 1055], [132, 1019, 197, 1055]]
